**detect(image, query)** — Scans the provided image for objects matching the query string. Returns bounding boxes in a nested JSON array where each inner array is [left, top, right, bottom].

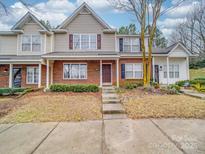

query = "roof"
[[11, 12, 50, 31], [152, 42, 193, 56], [58, 2, 112, 30], [0, 55, 42, 61], [42, 51, 119, 59]]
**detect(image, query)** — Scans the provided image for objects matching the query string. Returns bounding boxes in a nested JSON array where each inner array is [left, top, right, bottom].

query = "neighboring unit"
[[0, 3, 194, 88]]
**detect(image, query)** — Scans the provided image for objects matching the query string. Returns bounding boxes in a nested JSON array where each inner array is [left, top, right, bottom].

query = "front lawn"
[[0, 91, 102, 123], [120, 89, 205, 119], [190, 68, 205, 80]]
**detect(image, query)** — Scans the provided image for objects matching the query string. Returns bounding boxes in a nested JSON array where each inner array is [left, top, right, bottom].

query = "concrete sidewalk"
[[0, 119, 204, 154]]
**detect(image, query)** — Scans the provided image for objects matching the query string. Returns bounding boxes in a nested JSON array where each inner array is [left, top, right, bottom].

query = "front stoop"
[[102, 87, 127, 120]]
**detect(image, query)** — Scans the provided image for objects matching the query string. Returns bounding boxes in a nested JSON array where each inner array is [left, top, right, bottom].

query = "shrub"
[[160, 87, 179, 95], [176, 80, 190, 87], [0, 88, 27, 95], [123, 81, 143, 89], [150, 81, 160, 89], [49, 84, 99, 92], [168, 84, 180, 91], [189, 59, 205, 69]]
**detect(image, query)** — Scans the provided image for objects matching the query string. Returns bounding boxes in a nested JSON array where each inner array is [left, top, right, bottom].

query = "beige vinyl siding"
[[22, 23, 42, 34], [54, 13, 115, 51], [0, 36, 17, 55], [18, 23, 44, 55], [54, 34, 69, 52], [46, 35, 52, 53]]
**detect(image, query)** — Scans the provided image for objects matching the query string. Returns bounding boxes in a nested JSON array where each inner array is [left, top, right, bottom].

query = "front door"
[[13, 68, 22, 87], [102, 64, 112, 85], [154, 65, 159, 83]]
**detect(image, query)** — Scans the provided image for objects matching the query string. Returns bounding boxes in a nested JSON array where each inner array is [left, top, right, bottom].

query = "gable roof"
[[58, 2, 112, 29], [152, 42, 193, 56], [11, 12, 50, 31]]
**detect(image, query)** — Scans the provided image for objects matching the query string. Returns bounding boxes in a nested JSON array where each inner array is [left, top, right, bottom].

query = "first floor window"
[[164, 64, 179, 78], [125, 63, 142, 79], [27, 67, 39, 84], [64, 64, 87, 79]]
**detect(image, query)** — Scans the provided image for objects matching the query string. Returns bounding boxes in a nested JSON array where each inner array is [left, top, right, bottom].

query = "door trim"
[[102, 63, 112, 85]]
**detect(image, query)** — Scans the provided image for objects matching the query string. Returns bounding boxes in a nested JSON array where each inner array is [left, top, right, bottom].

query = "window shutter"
[[119, 38, 123, 52], [121, 64, 125, 79], [69, 34, 73, 49], [97, 34, 101, 49], [139, 38, 142, 51]]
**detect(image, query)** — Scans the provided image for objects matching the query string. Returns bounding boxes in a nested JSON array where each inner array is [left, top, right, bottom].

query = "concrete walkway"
[[181, 89, 205, 100], [0, 119, 204, 154], [102, 87, 127, 120]]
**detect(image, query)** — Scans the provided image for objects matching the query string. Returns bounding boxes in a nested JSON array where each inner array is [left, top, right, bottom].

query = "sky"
[[0, 0, 202, 38]]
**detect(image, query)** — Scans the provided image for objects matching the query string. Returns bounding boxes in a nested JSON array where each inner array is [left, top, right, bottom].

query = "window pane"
[[73, 35, 80, 49], [125, 64, 132, 71], [125, 72, 133, 79], [163, 65, 167, 78], [134, 72, 142, 78], [32, 35, 41, 52], [125, 64, 133, 79], [27, 67, 38, 84], [80, 64, 87, 79], [27, 68, 33, 83], [64, 64, 70, 79], [90, 35, 97, 49], [81, 35, 89, 49], [22, 35, 31, 51], [132, 38, 139, 52], [71, 64, 79, 79], [34, 68, 39, 83]]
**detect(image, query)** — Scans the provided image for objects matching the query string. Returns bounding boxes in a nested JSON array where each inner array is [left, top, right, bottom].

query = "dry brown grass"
[[0, 91, 102, 123], [120, 89, 205, 119]]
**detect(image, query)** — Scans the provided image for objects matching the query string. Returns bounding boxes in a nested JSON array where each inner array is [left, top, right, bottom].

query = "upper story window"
[[73, 34, 97, 50], [119, 37, 140, 52], [22, 35, 41, 52]]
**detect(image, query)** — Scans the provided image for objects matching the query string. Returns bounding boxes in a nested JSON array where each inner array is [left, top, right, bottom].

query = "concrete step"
[[103, 114, 127, 120], [102, 99, 121, 104], [102, 94, 118, 99], [102, 87, 116, 90], [102, 89, 116, 93], [103, 104, 125, 114]]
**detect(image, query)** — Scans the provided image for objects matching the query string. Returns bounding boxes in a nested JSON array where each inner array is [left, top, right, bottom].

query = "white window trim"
[[21, 34, 42, 52], [125, 63, 143, 79], [72, 34, 97, 50], [123, 37, 140, 52], [163, 64, 180, 79], [26, 66, 39, 84], [63, 63, 88, 80]]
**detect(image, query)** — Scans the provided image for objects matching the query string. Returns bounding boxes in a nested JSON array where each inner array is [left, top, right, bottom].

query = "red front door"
[[102, 64, 111, 84]]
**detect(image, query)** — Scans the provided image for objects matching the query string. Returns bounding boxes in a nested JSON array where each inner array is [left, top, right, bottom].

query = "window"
[[27, 67, 39, 84], [73, 34, 97, 50], [123, 38, 140, 52], [22, 35, 41, 52], [125, 63, 142, 79], [64, 64, 87, 79], [164, 64, 179, 78], [32, 35, 41, 51]]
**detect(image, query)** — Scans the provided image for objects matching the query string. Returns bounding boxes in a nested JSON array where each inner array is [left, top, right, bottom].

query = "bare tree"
[[0, 0, 30, 16], [170, 3, 205, 57], [110, 0, 148, 85], [109, 0, 187, 86]]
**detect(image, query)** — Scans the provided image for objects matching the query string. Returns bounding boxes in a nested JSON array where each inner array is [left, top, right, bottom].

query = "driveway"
[[0, 119, 204, 154]]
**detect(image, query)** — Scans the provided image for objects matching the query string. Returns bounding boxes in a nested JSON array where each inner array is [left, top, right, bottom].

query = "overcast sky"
[[0, 0, 202, 38]]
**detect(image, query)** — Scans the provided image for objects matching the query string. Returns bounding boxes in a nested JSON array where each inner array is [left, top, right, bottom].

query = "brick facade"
[[0, 58, 146, 88]]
